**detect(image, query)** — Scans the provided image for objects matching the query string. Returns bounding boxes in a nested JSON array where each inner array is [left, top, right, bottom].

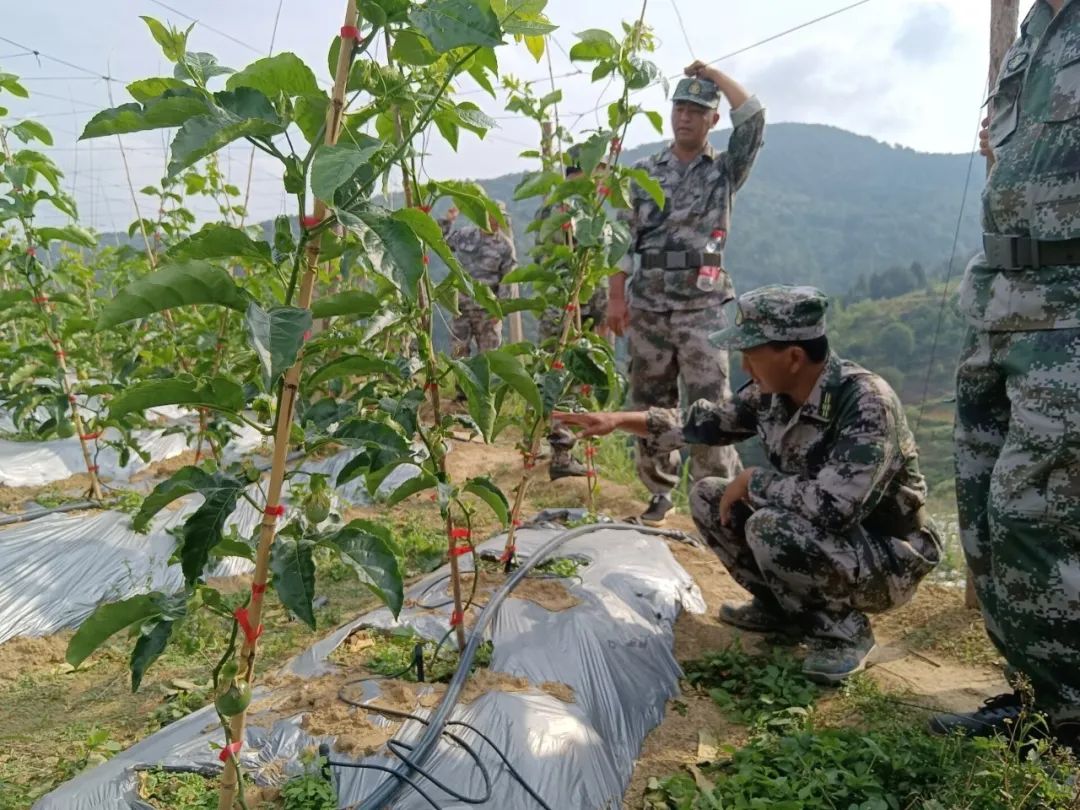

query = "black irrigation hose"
[[0, 499, 99, 526], [337, 683, 551, 810], [355, 522, 689, 810]]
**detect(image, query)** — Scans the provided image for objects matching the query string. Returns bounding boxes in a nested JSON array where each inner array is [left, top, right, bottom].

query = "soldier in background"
[[610, 60, 765, 525], [557, 286, 942, 684], [534, 147, 610, 479], [931, 0, 1080, 752], [439, 202, 516, 358]]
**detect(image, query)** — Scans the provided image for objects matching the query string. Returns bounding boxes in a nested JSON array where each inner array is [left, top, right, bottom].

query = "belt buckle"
[[669, 250, 689, 268], [983, 235, 1040, 270]]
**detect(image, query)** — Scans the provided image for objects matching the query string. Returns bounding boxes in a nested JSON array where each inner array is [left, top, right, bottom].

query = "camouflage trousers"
[[955, 327, 1080, 723], [630, 307, 741, 495], [691, 478, 941, 644], [450, 310, 502, 358]]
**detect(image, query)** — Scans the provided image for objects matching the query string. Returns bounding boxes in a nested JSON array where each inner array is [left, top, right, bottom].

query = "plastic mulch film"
[[34, 522, 706, 810]]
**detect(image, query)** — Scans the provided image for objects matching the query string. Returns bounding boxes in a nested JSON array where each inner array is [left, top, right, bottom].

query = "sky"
[[0, 0, 1036, 232]]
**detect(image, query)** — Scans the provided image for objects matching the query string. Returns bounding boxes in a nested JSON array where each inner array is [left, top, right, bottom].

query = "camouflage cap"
[[672, 76, 720, 110], [709, 285, 829, 350]]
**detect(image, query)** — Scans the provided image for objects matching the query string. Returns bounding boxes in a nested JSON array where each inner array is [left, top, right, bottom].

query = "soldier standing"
[[930, 0, 1080, 751], [535, 147, 610, 479], [439, 203, 516, 358], [557, 285, 942, 683], [609, 60, 765, 525]]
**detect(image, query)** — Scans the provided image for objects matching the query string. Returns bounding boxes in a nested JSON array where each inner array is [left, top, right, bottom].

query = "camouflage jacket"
[[959, 0, 1080, 330], [619, 96, 765, 312], [439, 217, 516, 312], [647, 353, 929, 535]]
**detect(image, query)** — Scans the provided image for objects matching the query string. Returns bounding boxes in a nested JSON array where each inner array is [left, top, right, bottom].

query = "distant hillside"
[[100, 123, 983, 297], [477, 122, 983, 295]]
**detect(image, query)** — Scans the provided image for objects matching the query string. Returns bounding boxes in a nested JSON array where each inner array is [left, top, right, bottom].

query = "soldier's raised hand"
[[684, 59, 724, 86]]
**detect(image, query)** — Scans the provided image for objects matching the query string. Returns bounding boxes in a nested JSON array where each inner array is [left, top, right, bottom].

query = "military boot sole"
[[802, 643, 876, 686], [639, 509, 674, 527]]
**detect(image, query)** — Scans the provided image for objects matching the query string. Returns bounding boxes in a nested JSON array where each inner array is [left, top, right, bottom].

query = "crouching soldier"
[[555, 285, 942, 683]]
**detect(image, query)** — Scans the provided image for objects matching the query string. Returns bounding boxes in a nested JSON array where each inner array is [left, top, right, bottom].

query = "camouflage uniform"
[[954, 0, 1080, 723], [621, 79, 765, 496], [649, 286, 941, 645], [439, 214, 516, 358], [533, 202, 609, 471]]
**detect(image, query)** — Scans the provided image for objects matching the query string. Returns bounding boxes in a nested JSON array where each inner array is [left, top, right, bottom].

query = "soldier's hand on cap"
[[979, 116, 992, 159], [552, 411, 616, 437], [606, 297, 630, 337], [684, 59, 724, 86], [719, 467, 755, 526]]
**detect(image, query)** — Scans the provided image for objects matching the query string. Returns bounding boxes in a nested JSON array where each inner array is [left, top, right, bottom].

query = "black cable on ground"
[[337, 681, 553, 810], [355, 522, 690, 810]]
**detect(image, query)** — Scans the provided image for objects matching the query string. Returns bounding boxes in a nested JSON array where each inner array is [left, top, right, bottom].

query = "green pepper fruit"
[[214, 681, 252, 717]]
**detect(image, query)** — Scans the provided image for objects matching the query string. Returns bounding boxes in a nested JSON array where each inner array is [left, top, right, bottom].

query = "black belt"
[[640, 250, 721, 270], [983, 234, 1080, 270]]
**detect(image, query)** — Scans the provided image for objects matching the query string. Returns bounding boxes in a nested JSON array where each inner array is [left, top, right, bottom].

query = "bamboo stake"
[[383, 30, 469, 652], [215, 5, 358, 807]]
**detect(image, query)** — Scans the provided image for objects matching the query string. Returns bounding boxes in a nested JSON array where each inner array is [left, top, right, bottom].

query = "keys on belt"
[[983, 234, 1080, 270], [639, 250, 722, 269]]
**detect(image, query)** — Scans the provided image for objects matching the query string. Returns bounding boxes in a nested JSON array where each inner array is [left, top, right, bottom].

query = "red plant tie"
[[234, 607, 263, 644], [586, 470, 597, 479], [26, 247, 35, 257], [218, 740, 243, 762], [418, 204, 432, 213], [303, 330, 312, 341], [450, 610, 465, 627], [79, 432, 101, 441], [450, 544, 471, 557], [264, 504, 286, 519], [422, 255, 430, 265], [424, 382, 439, 392], [584, 445, 597, 458], [564, 303, 577, 312], [32, 296, 49, 304], [580, 384, 592, 396], [340, 25, 361, 39], [450, 527, 470, 540], [55, 351, 66, 359], [552, 360, 565, 370], [598, 185, 611, 198], [301, 215, 321, 228], [499, 545, 517, 562], [87, 465, 100, 473], [67, 395, 77, 403], [561, 221, 572, 231], [251, 582, 267, 596]]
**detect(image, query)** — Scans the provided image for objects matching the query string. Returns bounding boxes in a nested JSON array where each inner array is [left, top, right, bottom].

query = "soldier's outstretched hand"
[[552, 411, 617, 437]]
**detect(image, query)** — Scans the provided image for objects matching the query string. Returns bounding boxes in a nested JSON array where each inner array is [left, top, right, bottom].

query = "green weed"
[[683, 642, 819, 725]]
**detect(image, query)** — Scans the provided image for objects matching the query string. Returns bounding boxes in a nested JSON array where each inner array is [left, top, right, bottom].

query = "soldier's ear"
[[711, 112, 720, 128]]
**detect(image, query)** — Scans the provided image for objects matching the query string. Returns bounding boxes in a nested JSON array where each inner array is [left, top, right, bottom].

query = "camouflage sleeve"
[[723, 95, 765, 192], [646, 395, 758, 453], [501, 242, 517, 299], [746, 393, 897, 532]]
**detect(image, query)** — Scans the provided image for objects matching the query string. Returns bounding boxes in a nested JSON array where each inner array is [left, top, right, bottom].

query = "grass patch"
[[329, 627, 493, 684], [646, 675, 1080, 810], [683, 642, 819, 726]]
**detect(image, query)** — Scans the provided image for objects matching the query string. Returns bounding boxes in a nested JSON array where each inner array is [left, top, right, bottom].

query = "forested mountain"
[[477, 122, 984, 296]]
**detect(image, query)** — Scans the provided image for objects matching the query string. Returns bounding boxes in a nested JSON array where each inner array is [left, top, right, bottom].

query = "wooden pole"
[[965, 0, 1020, 610], [216, 4, 357, 807]]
